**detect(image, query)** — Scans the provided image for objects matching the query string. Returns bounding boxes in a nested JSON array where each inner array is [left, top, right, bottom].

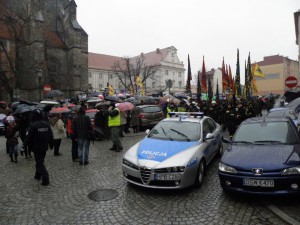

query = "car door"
[[203, 118, 220, 162], [202, 119, 215, 162]]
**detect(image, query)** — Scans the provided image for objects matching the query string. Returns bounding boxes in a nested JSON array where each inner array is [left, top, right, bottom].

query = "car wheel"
[[194, 160, 205, 188]]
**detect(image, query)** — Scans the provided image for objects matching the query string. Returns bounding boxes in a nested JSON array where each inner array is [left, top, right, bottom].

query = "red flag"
[[201, 56, 207, 93], [229, 65, 234, 92]]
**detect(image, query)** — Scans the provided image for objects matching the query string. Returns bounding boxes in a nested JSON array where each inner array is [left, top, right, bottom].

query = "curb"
[[267, 204, 300, 225]]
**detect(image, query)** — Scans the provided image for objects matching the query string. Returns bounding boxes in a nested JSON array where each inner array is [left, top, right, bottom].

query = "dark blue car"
[[219, 116, 300, 195]]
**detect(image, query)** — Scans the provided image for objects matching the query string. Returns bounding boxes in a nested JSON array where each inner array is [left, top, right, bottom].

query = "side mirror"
[[222, 136, 231, 144], [145, 129, 150, 134], [204, 133, 214, 141]]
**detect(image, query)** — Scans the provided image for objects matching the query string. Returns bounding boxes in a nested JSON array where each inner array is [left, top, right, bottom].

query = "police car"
[[122, 112, 223, 189]]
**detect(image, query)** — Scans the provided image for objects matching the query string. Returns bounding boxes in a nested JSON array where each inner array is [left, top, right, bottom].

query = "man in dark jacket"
[[24, 109, 53, 186], [72, 107, 93, 165]]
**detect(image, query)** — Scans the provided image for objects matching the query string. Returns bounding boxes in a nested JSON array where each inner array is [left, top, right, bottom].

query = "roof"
[[257, 55, 284, 66], [243, 116, 291, 123], [88, 46, 175, 71], [88, 53, 123, 70]]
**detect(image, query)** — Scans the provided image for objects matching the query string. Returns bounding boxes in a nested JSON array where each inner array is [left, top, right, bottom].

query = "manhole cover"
[[88, 189, 119, 202]]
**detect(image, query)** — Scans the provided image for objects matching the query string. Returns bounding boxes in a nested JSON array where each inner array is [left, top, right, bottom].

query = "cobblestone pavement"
[[0, 132, 290, 225]]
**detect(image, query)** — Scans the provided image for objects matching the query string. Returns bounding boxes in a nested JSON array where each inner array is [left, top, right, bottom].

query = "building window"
[[165, 70, 169, 75], [178, 81, 182, 88], [171, 53, 174, 57], [89, 72, 91, 78], [99, 73, 102, 79], [152, 81, 156, 88], [178, 72, 181, 77]]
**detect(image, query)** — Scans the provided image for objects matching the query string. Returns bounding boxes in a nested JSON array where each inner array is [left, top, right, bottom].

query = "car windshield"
[[268, 110, 297, 120], [233, 121, 299, 145], [141, 106, 161, 113], [148, 121, 200, 141]]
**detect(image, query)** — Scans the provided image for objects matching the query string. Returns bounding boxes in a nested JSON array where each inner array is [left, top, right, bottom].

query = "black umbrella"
[[45, 90, 64, 98], [104, 95, 120, 102], [13, 104, 35, 115]]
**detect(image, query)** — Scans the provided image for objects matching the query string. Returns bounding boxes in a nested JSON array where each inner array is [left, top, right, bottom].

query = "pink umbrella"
[[98, 95, 104, 100], [49, 107, 71, 114], [116, 102, 134, 111]]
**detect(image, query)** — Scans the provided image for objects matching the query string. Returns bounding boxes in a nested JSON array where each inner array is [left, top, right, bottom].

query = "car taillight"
[[138, 114, 145, 119]]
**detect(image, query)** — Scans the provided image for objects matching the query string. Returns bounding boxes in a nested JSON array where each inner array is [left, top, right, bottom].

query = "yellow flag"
[[251, 78, 258, 95], [108, 85, 114, 96], [252, 63, 265, 78]]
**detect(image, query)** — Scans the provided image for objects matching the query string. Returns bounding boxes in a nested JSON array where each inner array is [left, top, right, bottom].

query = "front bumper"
[[219, 171, 300, 195]]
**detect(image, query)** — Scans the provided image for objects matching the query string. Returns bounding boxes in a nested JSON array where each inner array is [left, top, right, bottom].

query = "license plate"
[[155, 173, 181, 180], [243, 179, 274, 187]]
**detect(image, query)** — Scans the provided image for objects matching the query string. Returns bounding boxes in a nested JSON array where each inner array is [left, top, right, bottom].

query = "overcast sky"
[[75, 0, 299, 84]]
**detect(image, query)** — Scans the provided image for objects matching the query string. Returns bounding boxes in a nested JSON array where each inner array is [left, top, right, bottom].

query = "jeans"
[[77, 139, 90, 162]]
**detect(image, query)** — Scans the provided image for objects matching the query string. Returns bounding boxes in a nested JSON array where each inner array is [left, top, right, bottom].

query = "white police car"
[[122, 112, 223, 189]]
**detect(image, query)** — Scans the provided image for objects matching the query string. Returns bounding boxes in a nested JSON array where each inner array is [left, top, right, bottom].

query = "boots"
[[14, 153, 18, 163], [10, 155, 14, 162]]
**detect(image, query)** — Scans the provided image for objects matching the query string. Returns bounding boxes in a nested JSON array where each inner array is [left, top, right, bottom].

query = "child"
[[5, 116, 19, 163]]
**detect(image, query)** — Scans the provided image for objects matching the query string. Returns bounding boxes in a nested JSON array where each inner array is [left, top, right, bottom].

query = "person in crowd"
[[24, 109, 53, 186], [225, 103, 237, 140], [19, 113, 32, 159], [166, 102, 178, 117], [108, 102, 123, 152], [124, 110, 131, 134], [119, 110, 127, 137], [49, 113, 65, 156], [94, 104, 110, 140], [177, 101, 187, 112], [5, 116, 19, 163], [67, 112, 78, 162], [72, 107, 93, 165], [130, 106, 140, 133]]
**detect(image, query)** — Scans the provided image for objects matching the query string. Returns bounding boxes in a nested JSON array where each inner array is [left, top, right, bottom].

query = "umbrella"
[[87, 97, 102, 103], [88, 92, 100, 97], [13, 104, 35, 115], [95, 101, 110, 108], [104, 95, 120, 102], [98, 95, 104, 100], [116, 102, 135, 111], [49, 107, 71, 114], [45, 90, 64, 98]]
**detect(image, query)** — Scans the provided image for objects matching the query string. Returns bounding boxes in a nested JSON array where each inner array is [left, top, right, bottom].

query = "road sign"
[[43, 84, 52, 93], [285, 76, 298, 88]]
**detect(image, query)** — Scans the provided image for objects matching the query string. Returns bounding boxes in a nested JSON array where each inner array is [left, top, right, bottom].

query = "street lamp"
[[37, 69, 43, 102]]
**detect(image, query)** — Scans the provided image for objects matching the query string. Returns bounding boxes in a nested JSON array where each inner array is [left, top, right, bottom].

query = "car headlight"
[[219, 163, 237, 174], [282, 166, 300, 175], [122, 158, 139, 170]]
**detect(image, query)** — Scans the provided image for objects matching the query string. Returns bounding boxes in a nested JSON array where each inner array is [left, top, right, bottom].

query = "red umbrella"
[[116, 102, 135, 111], [49, 107, 71, 114]]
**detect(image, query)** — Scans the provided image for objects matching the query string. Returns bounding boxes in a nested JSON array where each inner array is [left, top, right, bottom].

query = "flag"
[[186, 54, 192, 95], [222, 57, 227, 94], [216, 79, 220, 102], [108, 84, 114, 96], [251, 78, 258, 95], [201, 56, 207, 93], [197, 70, 201, 104], [235, 49, 241, 96], [228, 65, 234, 92], [245, 52, 252, 99], [208, 76, 213, 102], [252, 63, 265, 78]]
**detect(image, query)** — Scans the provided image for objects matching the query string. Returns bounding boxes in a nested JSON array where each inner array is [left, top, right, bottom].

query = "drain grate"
[[88, 189, 119, 202]]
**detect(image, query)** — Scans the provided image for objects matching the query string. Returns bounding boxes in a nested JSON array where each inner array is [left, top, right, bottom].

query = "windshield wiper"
[[170, 128, 191, 141], [254, 140, 284, 144], [232, 141, 253, 144], [161, 126, 173, 141]]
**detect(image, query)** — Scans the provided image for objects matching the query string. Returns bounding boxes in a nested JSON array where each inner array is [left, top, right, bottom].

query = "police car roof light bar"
[[169, 112, 204, 118]]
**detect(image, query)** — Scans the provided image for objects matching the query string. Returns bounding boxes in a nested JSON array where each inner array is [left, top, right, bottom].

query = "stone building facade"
[[88, 46, 186, 95], [0, 0, 88, 101]]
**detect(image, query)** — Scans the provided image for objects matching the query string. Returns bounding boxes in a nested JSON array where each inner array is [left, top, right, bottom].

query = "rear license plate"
[[243, 179, 274, 187], [155, 173, 181, 180]]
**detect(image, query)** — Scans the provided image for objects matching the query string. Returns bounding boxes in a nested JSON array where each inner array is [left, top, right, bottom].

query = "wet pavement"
[[0, 131, 299, 225]]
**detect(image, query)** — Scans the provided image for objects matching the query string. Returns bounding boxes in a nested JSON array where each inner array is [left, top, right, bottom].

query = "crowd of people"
[[0, 94, 275, 186]]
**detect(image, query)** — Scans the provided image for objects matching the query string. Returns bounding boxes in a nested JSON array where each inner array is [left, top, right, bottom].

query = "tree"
[[111, 56, 159, 95]]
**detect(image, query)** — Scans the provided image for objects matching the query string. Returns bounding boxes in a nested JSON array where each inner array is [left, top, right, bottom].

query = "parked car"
[[122, 112, 223, 189], [219, 116, 300, 195], [267, 107, 298, 127], [137, 105, 165, 129], [0, 114, 6, 135]]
